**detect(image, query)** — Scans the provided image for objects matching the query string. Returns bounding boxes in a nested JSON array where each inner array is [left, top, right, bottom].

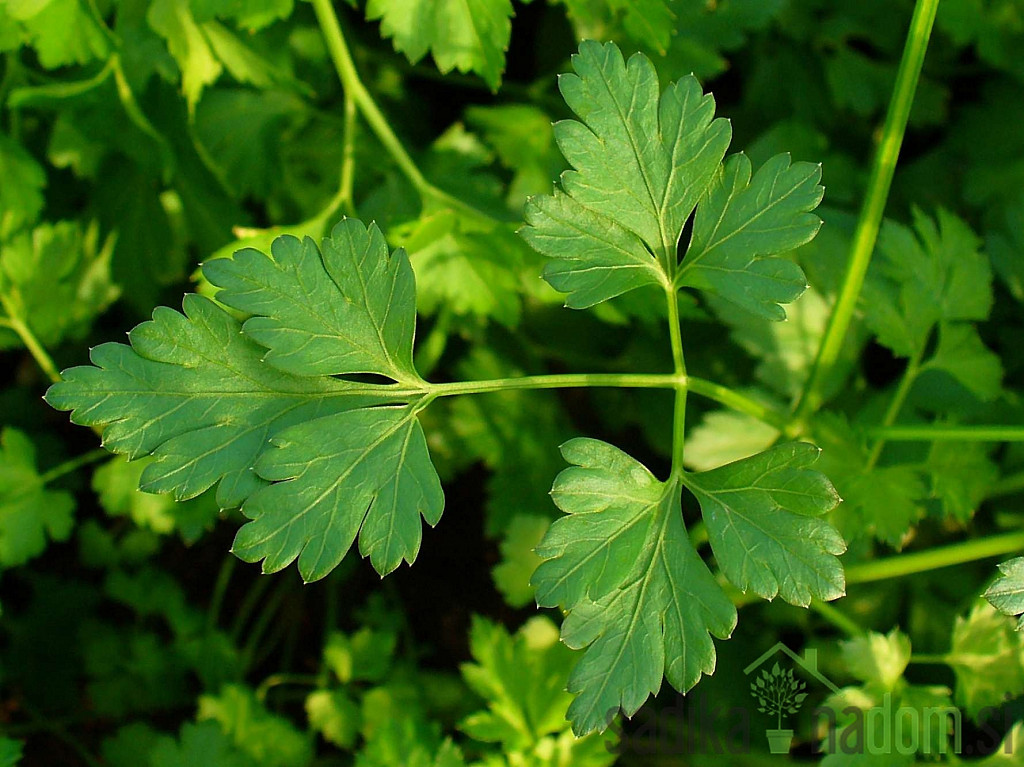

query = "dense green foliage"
[[2, 0, 1024, 763]]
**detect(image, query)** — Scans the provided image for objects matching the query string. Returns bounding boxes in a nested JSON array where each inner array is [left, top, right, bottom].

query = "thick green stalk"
[[867, 425, 1024, 442], [844, 531, 1024, 584], [793, 0, 940, 422]]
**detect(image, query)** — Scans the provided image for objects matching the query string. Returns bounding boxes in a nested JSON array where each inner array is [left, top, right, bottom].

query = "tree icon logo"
[[750, 661, 808, 753], [744, 642, 839, 754]]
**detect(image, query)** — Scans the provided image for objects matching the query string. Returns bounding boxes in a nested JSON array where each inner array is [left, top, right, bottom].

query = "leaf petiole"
[[793, 0, 940, 420], [0, 295, 62, 383]]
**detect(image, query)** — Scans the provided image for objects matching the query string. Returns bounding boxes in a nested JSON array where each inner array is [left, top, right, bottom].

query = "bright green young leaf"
[[683, 409, 780, 472], [396, 212, 524, 328], [683, 442, 846, 606], [48, 218, 441, 581], [0, 0, 109, 68], [532, 438, 737, 735], [198, 684, 312, 767], [0, 133, 45, 240], [324, 627, 397, 684], [305, 689, 360, 749], [365, 0, 513, 90], [820, 682, 953, 766], [0, 737, 22, 767], [147, 0, 223, 112], [0, 220, 119, 350], [93, 456, 220, 543], [924, 441, 998, 524], [814, 413, 926, 548], [948, 602, 1024, 718], [149, 722, 257, 767], [839, 628, 912, 691], [459, 615, 617, 763], [986, 558, 1024, 631], [678, 152, 822, 320], [189, 0, 294, 30], [0, 428, 75, 568], [465, 104, 564, 209]]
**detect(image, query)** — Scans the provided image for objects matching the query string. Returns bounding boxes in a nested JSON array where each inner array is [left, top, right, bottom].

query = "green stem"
[[428, 373, 684, 396], [338, 88, 357, 216], [0, 296, 61, 383], [426, 373, 784, 431], [256, 673, 321, 703], [21, 702, 102, 767], [810, 600, 864, 637], [792, 0, 940, 422], [111, 56, 174, 177], [866, 425, 1024, 442], [844, 531, 1024, 584], [414, 307, 451, 377], [230, 571, 274, 642], [866, 349, 924, 469], [38, 449, 109, 485], [666, 289, 688, 478], [990, 471, 1024, 498], [207, 554, 236, 632], [686, 378, 788, 431], [908, 653, 949, 665], [240, 576, 293, 672], [309, 0, 495, 224]]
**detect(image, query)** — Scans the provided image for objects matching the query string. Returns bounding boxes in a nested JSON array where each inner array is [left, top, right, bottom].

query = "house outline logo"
[[744, 642, 840, 754]]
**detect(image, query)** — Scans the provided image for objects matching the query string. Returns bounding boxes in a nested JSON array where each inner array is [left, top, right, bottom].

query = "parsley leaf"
[[521, 40, 731, 306], [862, 207, 993, 359], [677, 152, 822, 320], [48, 219, 441, 581], [0, 428, 75, 567], [0, 133, 45, 240], [948, 602, 1024, 718], [204, 219, 420, 383], [532, 438, 737, 735], [0, 221, 119, 350], [233, 404, 443, 580], [521, 41, 822, 318], [683, 442, 846, 606], [986, 558, 1024, 631], [533, 437, 844, 733], [365, 0, 513, 90]]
